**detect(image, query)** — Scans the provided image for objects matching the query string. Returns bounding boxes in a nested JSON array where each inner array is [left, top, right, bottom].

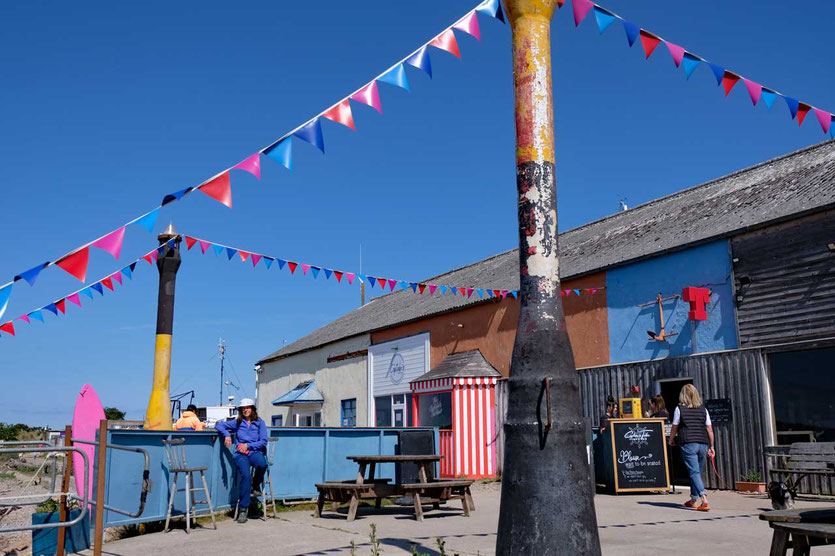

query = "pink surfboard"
[[72, 384, 105, 501]]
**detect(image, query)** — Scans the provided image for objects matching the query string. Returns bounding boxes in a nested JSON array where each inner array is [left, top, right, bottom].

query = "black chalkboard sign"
[[704, 399, 733, 424], [609, 419, 670, 492]]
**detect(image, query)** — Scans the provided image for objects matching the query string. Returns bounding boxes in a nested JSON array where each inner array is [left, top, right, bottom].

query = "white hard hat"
[[237, 398, 255, 408]]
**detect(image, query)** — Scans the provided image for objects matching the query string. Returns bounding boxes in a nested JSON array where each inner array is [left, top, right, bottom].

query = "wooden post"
[[56, 425, 73, 556], [93, 419, 108, 556]]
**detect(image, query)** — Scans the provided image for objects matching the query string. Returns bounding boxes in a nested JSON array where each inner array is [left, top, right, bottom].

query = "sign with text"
[[609, 418, 670, 493], [704, 398, 733, 424]]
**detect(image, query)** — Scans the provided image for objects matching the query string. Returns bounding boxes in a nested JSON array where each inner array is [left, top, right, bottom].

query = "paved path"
[[75, 484, 834, 556]]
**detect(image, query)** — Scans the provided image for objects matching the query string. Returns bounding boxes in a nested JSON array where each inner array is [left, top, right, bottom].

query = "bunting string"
[[0, 0, 506, 323], [0, 241, 174, 339], [570, 0, 834, 136], [182, 234, 605, 301]]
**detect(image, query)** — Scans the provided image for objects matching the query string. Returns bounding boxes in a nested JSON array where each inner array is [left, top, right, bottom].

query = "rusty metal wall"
[[578, 349, 771, 490]]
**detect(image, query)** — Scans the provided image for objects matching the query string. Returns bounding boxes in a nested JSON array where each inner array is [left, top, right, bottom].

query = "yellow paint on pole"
[[144, 334, 173, 430]]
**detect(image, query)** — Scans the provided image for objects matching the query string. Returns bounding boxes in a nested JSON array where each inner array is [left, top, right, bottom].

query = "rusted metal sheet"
[[734, 210, 835, 347], [578, 349, 771, 490]]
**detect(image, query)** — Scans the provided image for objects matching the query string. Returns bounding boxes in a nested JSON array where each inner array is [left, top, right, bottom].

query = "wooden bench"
[[767, 443, 835, 496], [400, 480, 475, 522], [760, 508, 835, 555]]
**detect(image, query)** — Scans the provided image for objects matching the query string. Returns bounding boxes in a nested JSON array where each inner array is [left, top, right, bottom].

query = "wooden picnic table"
[[348, 454, 441, 486], [760, 506, 835, 555], [314, 453, 473, 522]]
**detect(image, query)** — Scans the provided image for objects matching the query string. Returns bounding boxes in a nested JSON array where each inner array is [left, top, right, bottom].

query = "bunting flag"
[[0, 245, 160, 339], [1, 2, 506, 319], [578, 0, 833, 134], [92, 227, 126, 259], [180, 235, 612, 303], [322, 100, 356, 130], [0, 284, 11, 322], [232, 152, 262, 180], [198, 172, 233, 208]]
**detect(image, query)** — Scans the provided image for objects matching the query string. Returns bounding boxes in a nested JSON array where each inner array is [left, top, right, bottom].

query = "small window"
[[271, 415, 283, 427], [314, 412, 322, 427], [341, 399, 357, 427]]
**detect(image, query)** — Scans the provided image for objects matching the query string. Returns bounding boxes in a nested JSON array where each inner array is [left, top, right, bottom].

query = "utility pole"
[[219, 338, 226, 406], [143, 223, 181, 430], [496, 1, 601, 554], [360, 245, 365, 306]]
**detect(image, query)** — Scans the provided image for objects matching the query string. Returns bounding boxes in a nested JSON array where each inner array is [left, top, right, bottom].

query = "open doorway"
[[657, 378, 693, 487]]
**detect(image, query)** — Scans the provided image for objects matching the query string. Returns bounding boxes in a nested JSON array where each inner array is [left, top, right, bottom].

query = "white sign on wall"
[[368, 332, 429, 399]]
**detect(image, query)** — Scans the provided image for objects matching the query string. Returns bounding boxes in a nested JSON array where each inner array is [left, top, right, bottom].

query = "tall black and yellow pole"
[[143, 223, 181, 430], [496, 0, 601, 553]]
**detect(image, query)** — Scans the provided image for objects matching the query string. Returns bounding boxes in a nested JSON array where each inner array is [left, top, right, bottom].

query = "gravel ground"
[[0, 452, 70, 556]]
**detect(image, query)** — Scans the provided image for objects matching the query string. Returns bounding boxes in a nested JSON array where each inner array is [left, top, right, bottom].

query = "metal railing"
[[0, 445, 90, 533]]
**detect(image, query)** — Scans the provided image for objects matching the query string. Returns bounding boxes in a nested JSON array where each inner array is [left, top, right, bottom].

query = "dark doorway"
[[770, 347, 835, 444], [659, 378, 693, 486]]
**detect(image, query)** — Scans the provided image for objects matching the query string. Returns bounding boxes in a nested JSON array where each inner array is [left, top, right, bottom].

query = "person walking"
[[216, 398, 268, 523], [668, 384, 714, 511], [174, 404, 205, 431]]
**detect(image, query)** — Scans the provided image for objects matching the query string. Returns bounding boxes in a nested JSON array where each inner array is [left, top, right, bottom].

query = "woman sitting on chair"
[[216, 398, 268, 523]]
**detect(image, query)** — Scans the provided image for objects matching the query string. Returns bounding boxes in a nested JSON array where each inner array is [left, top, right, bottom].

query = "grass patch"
[[0, 472, 15, 480]]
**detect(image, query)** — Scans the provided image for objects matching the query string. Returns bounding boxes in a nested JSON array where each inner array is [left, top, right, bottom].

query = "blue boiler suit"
[[216, 418, 268, 509]]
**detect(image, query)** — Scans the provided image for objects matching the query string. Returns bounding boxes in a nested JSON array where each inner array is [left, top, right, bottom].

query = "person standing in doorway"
[[216, 398, 268, 523], [599, 396, 619, 433], [646, 395, 669, 421], [668, 384, 714, 511]]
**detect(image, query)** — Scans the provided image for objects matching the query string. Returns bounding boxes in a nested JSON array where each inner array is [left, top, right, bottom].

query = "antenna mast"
[[219, 337, 226, 405]]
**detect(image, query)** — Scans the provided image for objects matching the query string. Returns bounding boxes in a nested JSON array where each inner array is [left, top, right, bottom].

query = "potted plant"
[[737, 469, 766, 493]]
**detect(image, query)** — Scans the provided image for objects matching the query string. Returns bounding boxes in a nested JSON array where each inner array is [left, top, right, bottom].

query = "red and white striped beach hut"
[[409, 350, 501, 479]]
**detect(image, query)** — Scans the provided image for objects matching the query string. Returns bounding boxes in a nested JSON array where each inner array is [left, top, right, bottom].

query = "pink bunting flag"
[[238, 251, 250, 262], [346, 272, 356, 285], [741, 78, 762, 106], [111, 272, 123, 286], [67, 293, 82, 307], [17, 314, 30, 324], [663, 41, 685, 68], [814, 108, 832, 134], [251, 254, 262, 267], [150, 249, 159, 262], [429, 28, 461, 59], [388, 279, 398, 291], [350, 81, 383, 114], [573, 0, 594, 27], [198, 171, 232, 208], [590, 288, 598, 295], [301, 264, 311, 275], [232, 152, 261, 180], [55, 247, 90, 282], [501, 290, 508, 299], [199, 240, 211, 254], [92, 227, 126, 259], [466, 288, 474, 298], [428, 284, 438, 295], [453, 11, 480, 40], [322, 99, 356, 130]]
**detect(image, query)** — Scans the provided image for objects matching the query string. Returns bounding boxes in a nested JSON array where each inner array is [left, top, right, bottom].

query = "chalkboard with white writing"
[[608, 418, 670, 492]]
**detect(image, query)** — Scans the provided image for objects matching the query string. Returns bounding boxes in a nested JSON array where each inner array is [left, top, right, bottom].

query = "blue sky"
[[0, 0, 831, 427]]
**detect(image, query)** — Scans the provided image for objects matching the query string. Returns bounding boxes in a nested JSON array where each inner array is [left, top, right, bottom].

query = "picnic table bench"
[[766, 442, 835, 495], [760, 507, 835, 555], [314, 454, 474, 522]]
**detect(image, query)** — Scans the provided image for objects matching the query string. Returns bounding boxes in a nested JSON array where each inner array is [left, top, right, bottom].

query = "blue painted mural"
[[606, 240, 738, 364]]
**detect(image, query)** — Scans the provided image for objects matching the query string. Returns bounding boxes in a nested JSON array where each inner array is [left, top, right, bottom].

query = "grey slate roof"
[[411, 350, 501, 383], [259, 140, 835, 364]]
